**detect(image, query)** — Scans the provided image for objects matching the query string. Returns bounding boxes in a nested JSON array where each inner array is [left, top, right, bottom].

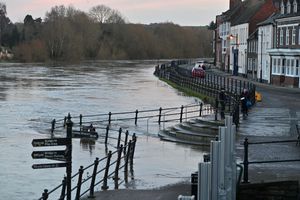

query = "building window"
[[280, 29, 284, 45], [296, 60, 299, 76], [282, 59, 286, 74], [287, 59, 290, 75], [287, 0, 291, 13], [291, 59, 295, 75], [281, 1, 285, 14], [286, 28, 290, 45], [292, 27, 296, 45], [293, 0, 298, 13]]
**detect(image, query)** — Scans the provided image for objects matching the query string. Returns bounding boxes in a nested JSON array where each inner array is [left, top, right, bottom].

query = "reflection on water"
[[0, 61, 207, 200]]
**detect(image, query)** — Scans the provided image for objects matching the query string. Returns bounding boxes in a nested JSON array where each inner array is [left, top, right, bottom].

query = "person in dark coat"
[[241, 89, 249, 117]]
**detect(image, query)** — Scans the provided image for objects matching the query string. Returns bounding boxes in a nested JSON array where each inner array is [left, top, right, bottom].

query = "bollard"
[[114, 145, 123, 189], [42, 189, 49, 200], [75, 166, 84, 200], [117, 128, 122, 149], [199, 103, 203, 117], [108, 112, 112, 125], [135, 110, 138, 125], [51, 119, 56, 134], [89, 158, 99, 198], [180, 105, 184, 123], [105, 125, 109, 146], [79, 114, 82, 126], [102, 151, 112, 190], [59, 177, 66, 200], [158, 107, 162, 125], [123, 130, 129, 154], [243, 138, 249, 183]]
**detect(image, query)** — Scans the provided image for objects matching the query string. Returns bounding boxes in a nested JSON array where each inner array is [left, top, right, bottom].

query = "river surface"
[[0, 61, 207, 200]]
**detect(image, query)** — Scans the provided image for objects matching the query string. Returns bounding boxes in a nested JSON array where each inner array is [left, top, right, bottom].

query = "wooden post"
[[117, 128, 122, 149], [88, 158, 99, 198], [114, 145, 123, 189], [130, 134, 137, 167], [59, 177, 66, 200], [75, 166, 84, 200], [124, 141, 132, 183], [135, 109, 138, 125], [102, 151, 112, 190], [105, 125, 109, 146]]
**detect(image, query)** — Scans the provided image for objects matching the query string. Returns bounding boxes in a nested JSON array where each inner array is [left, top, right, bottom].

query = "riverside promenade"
[[87, 67, 300, 200]]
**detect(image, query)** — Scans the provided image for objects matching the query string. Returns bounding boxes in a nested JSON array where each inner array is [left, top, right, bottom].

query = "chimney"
[[230, 0, 242, 9]]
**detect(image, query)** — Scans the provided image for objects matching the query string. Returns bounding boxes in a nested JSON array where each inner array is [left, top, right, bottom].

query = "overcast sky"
[[5, 0, 229, 26]]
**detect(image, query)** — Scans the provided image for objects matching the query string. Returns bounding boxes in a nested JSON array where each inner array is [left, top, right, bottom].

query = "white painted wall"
[[230, 23, 249, 75], [258, 24, 274, 83]]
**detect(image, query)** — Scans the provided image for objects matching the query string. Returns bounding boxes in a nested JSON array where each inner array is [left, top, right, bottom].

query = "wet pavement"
[[88, 67, 300, 200]]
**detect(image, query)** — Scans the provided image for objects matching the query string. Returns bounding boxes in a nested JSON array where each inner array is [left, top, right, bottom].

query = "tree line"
[[0, 3, 213, 62]]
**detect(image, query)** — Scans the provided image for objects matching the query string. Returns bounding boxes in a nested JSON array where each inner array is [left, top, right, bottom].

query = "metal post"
[[42, 189, 49, 200], [180, 105, 184, 123], [59, 177, 66, 200], [243, 138, 249, 183], [79, 114, 82, 126], [51, 119, 56, 134], [66, 113, 73, 200], [123, 130, 129, 154], [114, 145, 123, 189], [130, 134, 137, 167], [102, 151, 112, 190], [199, 103, 203, 117], [135, 109, 138, 125], [124, 140, 132, 182], [108, 112, 112, 125], [89, 158, 99, 198], [105, 125, 109, 145], [158, 107, 162, 125], [75, 166, 84, 200], [117, 128, 122, 149]]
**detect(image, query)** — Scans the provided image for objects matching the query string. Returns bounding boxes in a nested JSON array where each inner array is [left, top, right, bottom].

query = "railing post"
[[51, 119, 56, 134], [117, 128, 122, 149], [105, 125, 109, 146], [114, 145, 123, 189], [130, 134, 137, 167], [102, 151, 112, 190], [124, 140, 132, 183], [79, 114, 82, 126], [66, 114, 73, 200], [108, 112, 112, 125], [135, 109, 138, 125], [215, 98, 218, 121], [199, 103, 203, 117], [180, 105, 184, 123], [42, 189, 49, 200], [243, 138, 249, 183], [158, 107, 162, 125], [123, 130, 129, 154], [89, 158, 99, 198], [59, 177, 66, 200], [75, 166, 84, 200]]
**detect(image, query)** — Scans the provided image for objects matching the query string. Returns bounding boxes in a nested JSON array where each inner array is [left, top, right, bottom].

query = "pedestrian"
[[219, 88, 226, 120], [241, 89, 249, 117]]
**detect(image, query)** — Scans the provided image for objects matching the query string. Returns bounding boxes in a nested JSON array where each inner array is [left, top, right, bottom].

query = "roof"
[[231, 0, 267, 26], [257, 12, 279, 26]]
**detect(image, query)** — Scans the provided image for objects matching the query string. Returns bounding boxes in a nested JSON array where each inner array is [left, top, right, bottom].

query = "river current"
[[0, 61, 206, 200]]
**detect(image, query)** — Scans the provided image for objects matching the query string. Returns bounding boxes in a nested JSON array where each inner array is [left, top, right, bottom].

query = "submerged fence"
[[38, 115, 137, 200]]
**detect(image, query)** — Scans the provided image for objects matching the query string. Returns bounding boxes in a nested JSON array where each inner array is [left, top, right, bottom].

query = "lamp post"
[[230, 34, 239, 76], [259, 31, 263, 83]]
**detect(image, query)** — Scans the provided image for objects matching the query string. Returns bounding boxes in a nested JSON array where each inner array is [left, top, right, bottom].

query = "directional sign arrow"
[[32, 162, 68, 169], [32, 138, 70, 147], [31, 150, 66, 161]]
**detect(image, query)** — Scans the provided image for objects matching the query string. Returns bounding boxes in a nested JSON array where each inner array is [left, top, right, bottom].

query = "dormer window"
[[287, 0, 291, 13], [281, 0, 285, 14], [293, 0, 298, 13]]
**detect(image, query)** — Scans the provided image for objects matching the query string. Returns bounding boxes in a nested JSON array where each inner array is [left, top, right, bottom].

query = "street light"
[[229, 34, 239, 76]]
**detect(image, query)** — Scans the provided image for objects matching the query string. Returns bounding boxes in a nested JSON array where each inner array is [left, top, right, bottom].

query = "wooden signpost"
[[32, 114, 73, 200]]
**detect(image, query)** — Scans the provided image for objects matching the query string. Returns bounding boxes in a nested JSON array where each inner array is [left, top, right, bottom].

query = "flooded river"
[[0, 61, 207, 200]]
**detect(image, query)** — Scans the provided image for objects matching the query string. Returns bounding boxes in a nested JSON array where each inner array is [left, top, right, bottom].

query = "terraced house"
[[214, 0, 300, 88]]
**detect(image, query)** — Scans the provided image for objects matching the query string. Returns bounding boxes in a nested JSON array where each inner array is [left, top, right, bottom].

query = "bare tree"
[[89, 5, 112, 23]]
